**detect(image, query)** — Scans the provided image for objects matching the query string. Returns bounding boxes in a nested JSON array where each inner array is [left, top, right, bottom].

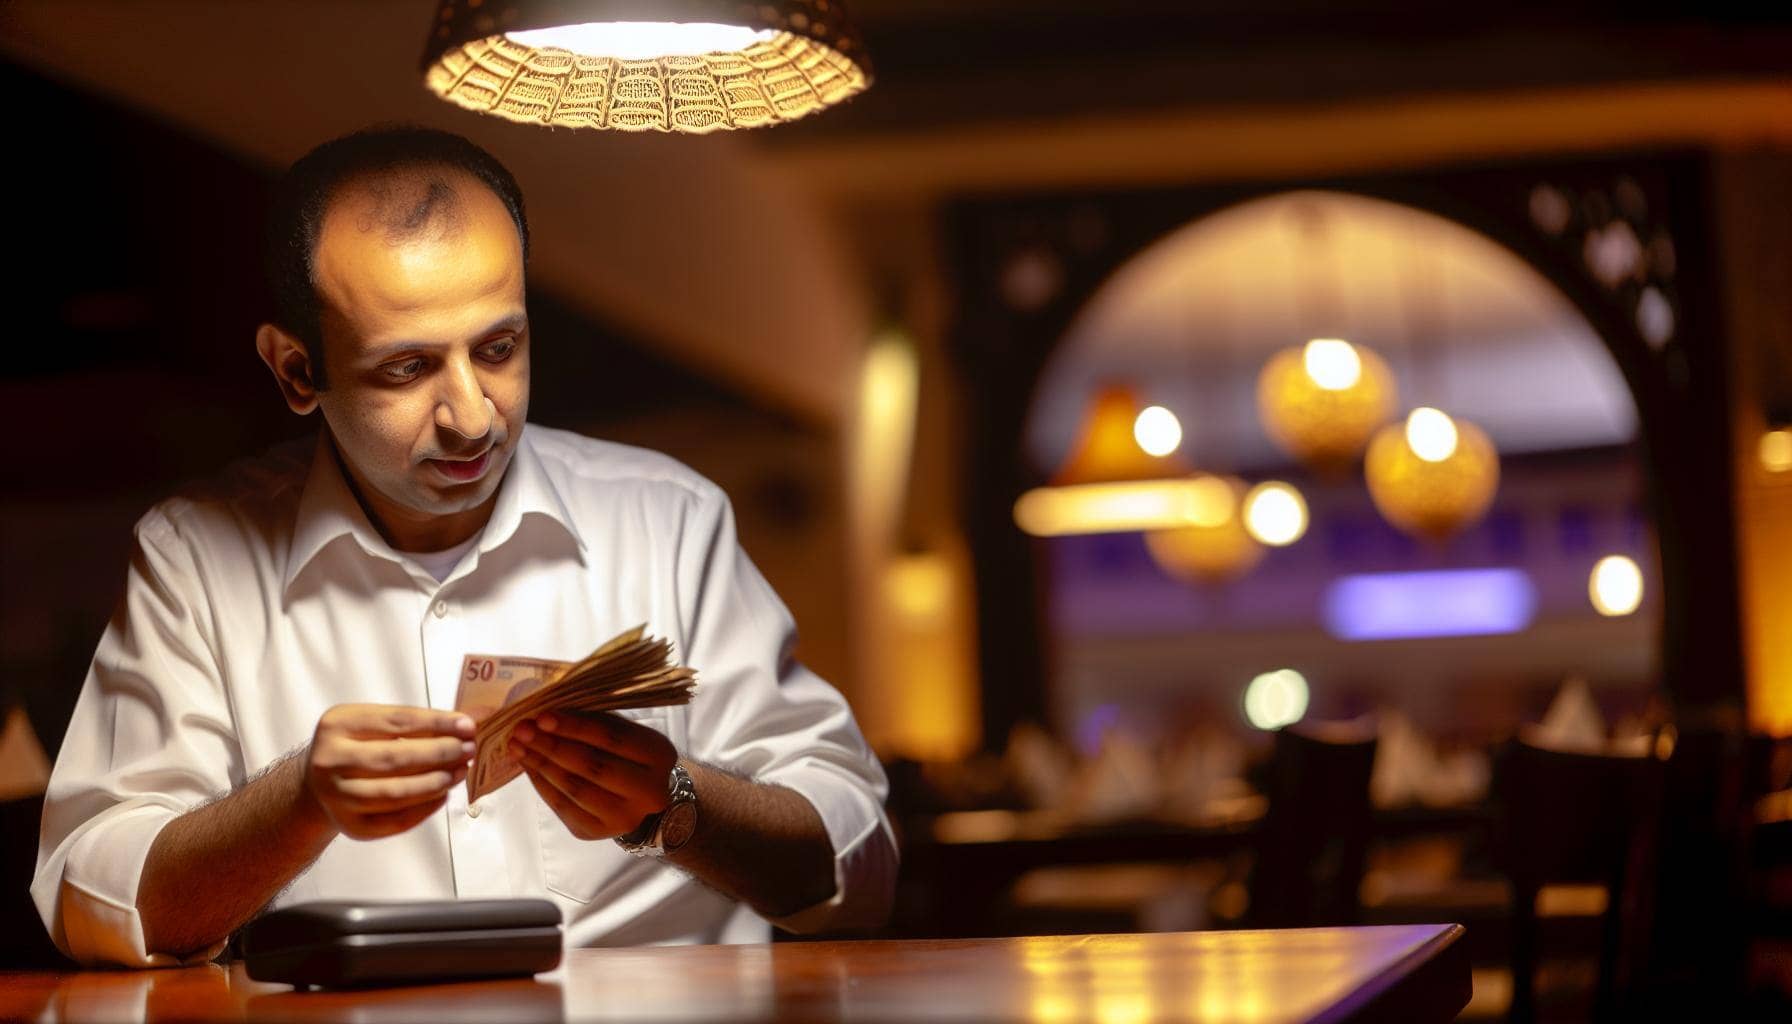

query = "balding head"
[[265, 127, 529, 389]]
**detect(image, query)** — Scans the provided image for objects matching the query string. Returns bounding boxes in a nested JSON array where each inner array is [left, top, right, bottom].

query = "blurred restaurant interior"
[[1, 1, 1791, 1020]]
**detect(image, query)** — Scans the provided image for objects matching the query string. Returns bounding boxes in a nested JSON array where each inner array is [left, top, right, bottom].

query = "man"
[[33, 127, 896, 966]]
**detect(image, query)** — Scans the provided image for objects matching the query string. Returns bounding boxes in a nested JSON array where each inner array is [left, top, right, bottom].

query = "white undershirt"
[[409, 531, 482, 582]]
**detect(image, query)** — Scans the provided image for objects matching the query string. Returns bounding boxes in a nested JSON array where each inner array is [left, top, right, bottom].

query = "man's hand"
[[509, 712, 676, 841], [305, 704, 477, 840]]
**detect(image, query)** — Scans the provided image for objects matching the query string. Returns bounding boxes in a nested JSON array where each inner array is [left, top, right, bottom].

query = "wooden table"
[[0, 925, 1469, 1023]]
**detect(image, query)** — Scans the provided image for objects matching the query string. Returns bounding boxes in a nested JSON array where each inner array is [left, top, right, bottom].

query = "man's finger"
[[336, 706, 476, 740], [345, 795, 448, 840], [512, 728, 661, 800], [535, 712, 668, 769], [514, 744, 631, 821], [525, 769, 616, 840], [334, 768, 463, 810], [325, 736, 475, 778]]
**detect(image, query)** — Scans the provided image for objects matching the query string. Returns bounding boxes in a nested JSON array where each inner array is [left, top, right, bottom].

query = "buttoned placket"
[[416, 564, 511, 898]]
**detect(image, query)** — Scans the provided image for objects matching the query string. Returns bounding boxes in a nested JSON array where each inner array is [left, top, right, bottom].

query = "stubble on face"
[[308, 170, 531, 553]]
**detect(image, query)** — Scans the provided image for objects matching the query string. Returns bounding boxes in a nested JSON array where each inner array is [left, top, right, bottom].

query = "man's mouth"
[[427, 448, 492, 483]]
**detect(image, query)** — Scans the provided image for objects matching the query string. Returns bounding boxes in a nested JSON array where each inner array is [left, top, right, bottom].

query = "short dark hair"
[[265, 126, 530, 388]]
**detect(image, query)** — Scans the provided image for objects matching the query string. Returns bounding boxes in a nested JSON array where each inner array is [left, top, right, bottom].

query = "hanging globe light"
[[1364, 407, 1500, 540], [1256, 339, 1397, 472], [1144, 474, 1265, 583]]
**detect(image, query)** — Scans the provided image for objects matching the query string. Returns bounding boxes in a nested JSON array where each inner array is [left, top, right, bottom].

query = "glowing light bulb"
[[1762, 429, 1792, 473], [1405, 407, 1459, 463], [1243, 481, 1308, 546], [1133, 406, 1183, 457], [1244, 669, 1309, 730], [1589, 555, 1644, 616], [508, 21, 775, 60], [1302, 339, 1363, 391]]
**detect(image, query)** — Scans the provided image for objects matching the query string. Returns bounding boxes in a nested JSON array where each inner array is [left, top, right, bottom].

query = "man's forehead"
[[312, 172, 524, 342]]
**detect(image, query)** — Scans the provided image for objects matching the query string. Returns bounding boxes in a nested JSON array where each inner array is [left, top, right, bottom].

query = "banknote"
[[457, 625, 698, 800], [455, 654, 572, 800]]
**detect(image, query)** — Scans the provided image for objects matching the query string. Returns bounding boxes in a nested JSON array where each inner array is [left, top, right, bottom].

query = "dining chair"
[[1246, 719, 1379, 928], [1491, 736, 1668, 1023]]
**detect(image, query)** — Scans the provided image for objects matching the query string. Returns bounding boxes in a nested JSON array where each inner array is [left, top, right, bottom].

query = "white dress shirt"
[[33, 424, 896, 967]]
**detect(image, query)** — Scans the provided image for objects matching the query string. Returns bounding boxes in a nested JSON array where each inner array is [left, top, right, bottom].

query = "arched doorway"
[[949, 152, 1741, 752], [1024, 189, 1657, 752]]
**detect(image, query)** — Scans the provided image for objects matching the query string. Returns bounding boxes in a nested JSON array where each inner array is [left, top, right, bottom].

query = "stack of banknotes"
[[454, 624, 697, 800]]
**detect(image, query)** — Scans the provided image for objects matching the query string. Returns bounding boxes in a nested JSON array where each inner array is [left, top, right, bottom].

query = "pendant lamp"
[[422, 0, 872, 133]]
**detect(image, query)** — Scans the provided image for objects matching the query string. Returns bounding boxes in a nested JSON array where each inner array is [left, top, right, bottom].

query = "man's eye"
[[383, 358, 425, 381], [480, 339, 517, 362]]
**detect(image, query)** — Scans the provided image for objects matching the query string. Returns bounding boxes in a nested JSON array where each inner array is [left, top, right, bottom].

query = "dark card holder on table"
[[241, 898, 563, 988]]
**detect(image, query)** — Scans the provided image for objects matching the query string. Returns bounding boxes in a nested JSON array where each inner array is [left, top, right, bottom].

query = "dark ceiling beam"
[[771, 14, 1792, 140]]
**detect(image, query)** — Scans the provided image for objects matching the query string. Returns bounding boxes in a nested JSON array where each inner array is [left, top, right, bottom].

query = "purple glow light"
[[1322, 568, 1538, 641], [1075, 704, 1122, 756]]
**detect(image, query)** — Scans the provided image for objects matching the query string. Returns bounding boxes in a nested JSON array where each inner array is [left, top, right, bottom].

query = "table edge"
[[1309, 923, 1472, 1024]]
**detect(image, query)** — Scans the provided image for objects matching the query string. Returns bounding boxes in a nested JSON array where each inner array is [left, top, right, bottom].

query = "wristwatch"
[[616, 762, 698, 857]]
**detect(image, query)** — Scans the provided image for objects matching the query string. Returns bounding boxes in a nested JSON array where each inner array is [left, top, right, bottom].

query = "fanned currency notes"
[[454, 624, 697, 801]]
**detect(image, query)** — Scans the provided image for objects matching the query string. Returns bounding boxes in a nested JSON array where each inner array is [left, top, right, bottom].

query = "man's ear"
[[256, 322, 322, 415]]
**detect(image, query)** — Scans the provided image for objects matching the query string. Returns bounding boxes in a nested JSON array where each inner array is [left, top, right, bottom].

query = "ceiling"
[[0, 1, 867, 425], [3, 2, 1788, 426]]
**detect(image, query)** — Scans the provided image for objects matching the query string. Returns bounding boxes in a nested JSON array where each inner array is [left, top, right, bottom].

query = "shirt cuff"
[[59, 803, 226, 967], [755, 762, 897, 933]]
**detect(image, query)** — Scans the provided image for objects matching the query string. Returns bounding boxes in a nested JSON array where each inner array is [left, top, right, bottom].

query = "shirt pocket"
[[534, 707, 675, 904]]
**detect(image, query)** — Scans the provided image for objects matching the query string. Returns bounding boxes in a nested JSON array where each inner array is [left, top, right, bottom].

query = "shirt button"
[[433, 600, 449, 618], [467, 802, 482, 819]]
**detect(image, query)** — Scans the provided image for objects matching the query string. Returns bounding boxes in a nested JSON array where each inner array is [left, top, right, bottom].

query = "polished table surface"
[[0, 925, 1469, 1023]]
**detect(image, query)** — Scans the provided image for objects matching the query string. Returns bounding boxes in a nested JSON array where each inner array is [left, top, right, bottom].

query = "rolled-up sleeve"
[[33, 510, 240, 966], [675, 487, 897, 933]]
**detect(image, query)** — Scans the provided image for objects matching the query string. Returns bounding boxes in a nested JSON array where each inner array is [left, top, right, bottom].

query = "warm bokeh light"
[[1052, 384, 1189, 485], [1763, 429, 1792, 474], [878, 551, 980, 762], [1244, 669, 1310, 730], [1589, 555, 1645, 617], [1365, 413, 1499, 540], [1183, 475, 1236, 528], [1303, 338, 1363, 391], [507, 22, 776, 60], [1404, 407, 1460, 463], [1132, 405, 1183, 457], [1144, 476, 1263, 583], [1015, 477, 1239, 536], [1243, 481, 1309, 546], [1256, 341, 1396, 471]]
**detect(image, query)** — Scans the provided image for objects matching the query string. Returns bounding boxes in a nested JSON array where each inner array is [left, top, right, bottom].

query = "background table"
[[0, 924, 1469, 1023]]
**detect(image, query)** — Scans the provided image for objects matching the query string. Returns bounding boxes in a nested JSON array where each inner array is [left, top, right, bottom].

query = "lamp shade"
[[1364, 409, 1500, 540], [1256, 339, 1396, 472], [421, 0, 872, 133], [1051, 383, 1190, 486]]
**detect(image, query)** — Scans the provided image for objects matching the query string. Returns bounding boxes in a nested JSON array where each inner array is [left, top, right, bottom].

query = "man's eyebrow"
[[360, 314, 529, 362]]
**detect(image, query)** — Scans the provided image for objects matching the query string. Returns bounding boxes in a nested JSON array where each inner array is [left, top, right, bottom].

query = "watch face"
[[660, 801, 697, 852]]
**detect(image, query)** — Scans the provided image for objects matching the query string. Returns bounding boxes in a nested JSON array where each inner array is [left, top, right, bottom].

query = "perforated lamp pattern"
[[421, 0, 872, 133], [1364, 418, 1500, 541], [1256, 344, 1396, 471]]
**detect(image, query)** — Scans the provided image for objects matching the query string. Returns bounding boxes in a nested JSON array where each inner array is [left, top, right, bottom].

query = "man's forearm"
[[667, 763, 836, 920], [138, 749, 337, 957]]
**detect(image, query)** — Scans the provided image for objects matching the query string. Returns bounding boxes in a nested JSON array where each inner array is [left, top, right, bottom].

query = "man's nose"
[[434, 356, 493, 441]]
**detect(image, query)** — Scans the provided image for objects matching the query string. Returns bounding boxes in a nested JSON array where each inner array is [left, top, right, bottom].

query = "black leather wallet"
[[240, 898, 563, 988]]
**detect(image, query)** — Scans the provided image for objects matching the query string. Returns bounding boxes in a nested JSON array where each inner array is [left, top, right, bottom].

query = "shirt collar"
[[283, 425, 583, 596]]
